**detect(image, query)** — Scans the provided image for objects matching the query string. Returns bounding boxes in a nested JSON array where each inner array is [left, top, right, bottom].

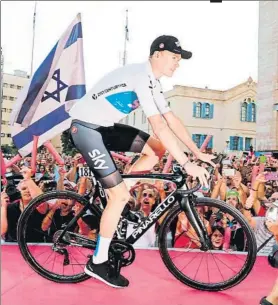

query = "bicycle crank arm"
[[180, 196, 211, 251]]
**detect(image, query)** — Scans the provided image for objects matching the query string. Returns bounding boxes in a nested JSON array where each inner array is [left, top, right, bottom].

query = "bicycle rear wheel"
[[17, 190, 100, 283], [158, 197, 257, 291]]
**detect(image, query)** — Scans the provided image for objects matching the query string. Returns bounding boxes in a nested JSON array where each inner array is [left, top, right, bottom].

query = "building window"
[[193, 102, 214, 119], [192, 134, 212, 149], [168, 101, 171, 107], [7, 109, 12, 113], [142, 112, 146, 124], [6, 133, 11, 138], [2, 95, 7, 100], [241, 98, 256, 122], [1, 133, 5, 137], [3, 83, 8, 88], [251, 103, 256, 122], [241, 102, 247, 121], [10, 84, 15, 89], [1, 121, 8, 125], [196, 102, 201, 118], [17, 85, 22, 90], [1, 108, 7, 112], [204, 103, 210, 118], [9, 96, 15, 101], [192, 134, 202, 148], [230, 136, 243, 151], [245, 138, 252, 151]]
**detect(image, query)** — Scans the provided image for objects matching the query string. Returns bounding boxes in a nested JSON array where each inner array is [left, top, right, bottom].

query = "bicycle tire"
[[17, 190, 95, 283], [158, 197, 257, 291]]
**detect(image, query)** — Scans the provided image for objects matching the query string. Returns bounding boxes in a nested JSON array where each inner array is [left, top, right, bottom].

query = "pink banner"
[[0, 150, 7, 184], [111, 152, 130, 163], [162, 154, 173, 173], [31, 135, 39, 174], [251, 165, 260, 187], [44, 141, 65, 165], [5, 154, 22, 169]]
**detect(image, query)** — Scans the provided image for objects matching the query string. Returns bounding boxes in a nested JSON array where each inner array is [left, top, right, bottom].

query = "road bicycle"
[[17, 154, 257, 291]]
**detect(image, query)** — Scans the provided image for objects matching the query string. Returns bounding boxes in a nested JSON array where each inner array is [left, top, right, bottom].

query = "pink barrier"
[[162, 154, 173, 173], [44, 141, 65, 165], [31, 135, 39, 174], [200, 135, 212, 153], [111, 152, 130, 163]]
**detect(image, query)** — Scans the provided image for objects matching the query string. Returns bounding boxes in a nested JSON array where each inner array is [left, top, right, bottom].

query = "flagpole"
[[123, 9, 129, 66], [30, 1, 37, 77]]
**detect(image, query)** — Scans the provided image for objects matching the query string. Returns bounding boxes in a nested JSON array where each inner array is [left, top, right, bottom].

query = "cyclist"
[[69, 35, 215, 288]]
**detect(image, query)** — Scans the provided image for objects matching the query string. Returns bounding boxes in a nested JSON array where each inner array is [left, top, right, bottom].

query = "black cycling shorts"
[[70, 119, 150, 189]]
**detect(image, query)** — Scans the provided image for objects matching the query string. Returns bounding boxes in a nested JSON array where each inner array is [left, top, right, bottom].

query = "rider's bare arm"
[[163, 111, 201, 157]]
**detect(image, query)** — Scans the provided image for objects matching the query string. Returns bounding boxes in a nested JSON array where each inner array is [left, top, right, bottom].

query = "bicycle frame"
[[57, 172, 210, 249]]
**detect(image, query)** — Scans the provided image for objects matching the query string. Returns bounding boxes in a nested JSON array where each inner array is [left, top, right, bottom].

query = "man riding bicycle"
[[69, 35, 215, 288]]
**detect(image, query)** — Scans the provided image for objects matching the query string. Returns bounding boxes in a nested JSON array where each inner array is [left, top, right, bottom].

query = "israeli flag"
[[10, 13, 86, 157]]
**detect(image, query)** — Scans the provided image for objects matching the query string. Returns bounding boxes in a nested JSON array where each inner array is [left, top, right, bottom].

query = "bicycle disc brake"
[[109, 240, 136, 267]]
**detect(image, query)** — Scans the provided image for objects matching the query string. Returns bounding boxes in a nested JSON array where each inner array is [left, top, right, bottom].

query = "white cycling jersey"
[[69, 61, 171, 126]]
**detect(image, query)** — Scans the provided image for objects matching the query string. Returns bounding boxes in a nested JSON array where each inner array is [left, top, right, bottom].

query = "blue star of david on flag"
[[41, 69, 68, 103]]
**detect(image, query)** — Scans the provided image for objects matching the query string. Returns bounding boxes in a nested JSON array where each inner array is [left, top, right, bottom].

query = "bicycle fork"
[[180, 195, 211, 251]]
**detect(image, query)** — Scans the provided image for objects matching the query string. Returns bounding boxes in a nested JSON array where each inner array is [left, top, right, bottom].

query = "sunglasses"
[[143, 192, 154, 198]]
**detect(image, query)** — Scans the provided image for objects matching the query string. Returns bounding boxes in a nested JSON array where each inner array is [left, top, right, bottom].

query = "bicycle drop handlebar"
[[177, 153, 226, 195]]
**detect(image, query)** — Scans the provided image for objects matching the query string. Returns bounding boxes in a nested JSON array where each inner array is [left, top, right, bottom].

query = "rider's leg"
[[93, 181, 130, 264], [127, 136, 166, 174]]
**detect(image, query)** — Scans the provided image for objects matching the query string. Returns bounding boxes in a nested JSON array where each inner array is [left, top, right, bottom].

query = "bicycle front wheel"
[[17, 190, 99, 283], [158, 197, 257, 291]]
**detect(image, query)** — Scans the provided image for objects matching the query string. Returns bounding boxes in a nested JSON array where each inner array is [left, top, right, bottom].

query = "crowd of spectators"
[[1, 147, 278, 256]]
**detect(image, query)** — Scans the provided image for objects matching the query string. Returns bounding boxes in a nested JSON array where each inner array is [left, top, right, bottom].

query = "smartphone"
[[222, 168, 236, 177]]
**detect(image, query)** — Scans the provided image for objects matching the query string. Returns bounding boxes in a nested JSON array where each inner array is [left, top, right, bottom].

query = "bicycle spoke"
[[193, 253, 204, 281], [51, 252, 57, 273], [180, 252, 200, 272], [208, 250, 225, 282], [212, 254, 240, 274], [206, 253, 210, 284]]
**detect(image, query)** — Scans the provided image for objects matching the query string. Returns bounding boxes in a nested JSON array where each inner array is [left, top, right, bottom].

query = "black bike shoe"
[[260, 297, 273, 305], [84, 260, 129, 288]]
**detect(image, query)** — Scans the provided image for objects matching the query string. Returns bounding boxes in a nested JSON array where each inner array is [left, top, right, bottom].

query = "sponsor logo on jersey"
[[88, 149, 109, 170], [92, 83, 127, 100]]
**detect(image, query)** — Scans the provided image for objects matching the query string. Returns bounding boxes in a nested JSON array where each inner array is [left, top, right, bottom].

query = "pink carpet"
[[1, 245, 277, 305]]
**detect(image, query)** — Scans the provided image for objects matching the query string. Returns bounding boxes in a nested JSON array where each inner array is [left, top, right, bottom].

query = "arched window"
[[241, 102, 247, 121], [196, 102, 201, 118], [251, 102, 256, 122], [205, 103, 210, 118]]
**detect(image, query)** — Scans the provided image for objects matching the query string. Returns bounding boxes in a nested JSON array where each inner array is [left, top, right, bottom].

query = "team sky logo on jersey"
[[92, 83, 127, 100]]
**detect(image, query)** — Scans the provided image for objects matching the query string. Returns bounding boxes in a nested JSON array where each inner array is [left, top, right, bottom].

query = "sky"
[[1, 1, 259, 92]]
